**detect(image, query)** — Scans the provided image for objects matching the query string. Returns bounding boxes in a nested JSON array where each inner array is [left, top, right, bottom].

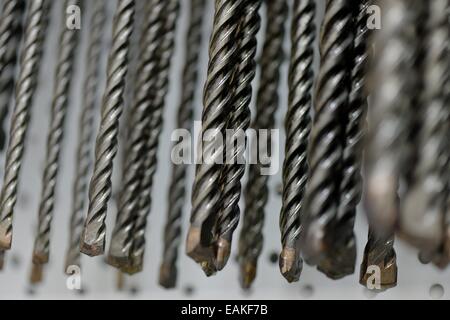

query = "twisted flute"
[[126, 0, 180, 274], [186, 0, 243, 272], [317, 0, 371, 280], [108, 0, 166, 269], [0, 0, 26, 151], [238, 0, 288, 289], [65, 0, 106, 271], [80, 0, 136, 257], [214, 0, 262, 272], [300, 0, 354, 265], [278, 0, 315, 283], [159, 0, 206, 289], [0, 0, 52, 250]]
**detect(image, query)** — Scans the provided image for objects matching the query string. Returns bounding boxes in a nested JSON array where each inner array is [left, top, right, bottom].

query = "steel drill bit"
[[125, 0, 180, 275], [186, 0, 243, 272], [0, 0, 26, 151], [65, 0, 106, 271], [159, 0, 206, 289], [300, 0, 354, 266], [107, 0, 167, 269], [238, 0, 287, 290], [0, 0, 52, 250], [401, 0, 450, 254], [32, 0, 83, 266], [214, 0, 262, 272], [80, 0, 136, 257], [277, 0, 315, 283], [317, 0, 371, 280]]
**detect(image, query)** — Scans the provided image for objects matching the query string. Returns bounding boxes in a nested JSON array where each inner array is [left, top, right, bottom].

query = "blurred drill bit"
[[65, 0, 106, 271], [108, 0, 166, 269], [214, 0, 262, 272], [317, 0, 371, 280], [80, 0, 136, 257], [159, 0, 206, 289], [238, 0, 287, 290], [125, 0, 180, 275], [32, 0, 83, 266], [186, 0, 243, 273], [300, 0, 354, 266], [401, 0, 450, 255], [0, 0, 26, 151], [278, 0, 315, 283], [0, 0, 52, 250]]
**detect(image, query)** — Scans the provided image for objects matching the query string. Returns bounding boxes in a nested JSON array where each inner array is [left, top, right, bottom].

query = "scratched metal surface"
[[0, 0, 448, 300]]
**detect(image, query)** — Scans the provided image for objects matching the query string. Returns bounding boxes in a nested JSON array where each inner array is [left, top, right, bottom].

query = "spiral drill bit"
[[401, 0, 450, 255], [80, 0, 135, 257], [108, 0, 167, 269], [214, 0, 262, 272], [276, 0, 315, 283], [300, 0, 354, 265], [126, 0, 180, 274], [317, 0, 371, 280], [186, 0, 243, 272], [0, 0, 52, 250], [238, 0, 287, 290], [159, 0, 206, 289], [0, 0, 26, 151], [65, 0, 106, 271]]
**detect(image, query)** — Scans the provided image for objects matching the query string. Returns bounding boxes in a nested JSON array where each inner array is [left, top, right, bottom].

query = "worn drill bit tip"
[[279, 247, 303, 283], [214, 237, 231, 271], [200, 260, 217, 277], [239, 261, 257, 290], [79, 230, 105, 257], [30, 263, 43, 285], [107, 254, 129, 269], [159, 262, 178, 289], [316, 243, 356, 280], [186, 226, 214, 264], [359, 259, 397, 291], [32, 250, 48, 265], [120, 259, 143, 276]]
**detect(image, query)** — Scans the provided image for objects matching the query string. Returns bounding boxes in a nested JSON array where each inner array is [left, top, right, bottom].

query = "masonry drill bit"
[[300, 0, 354, 266], [0, 0, 52, 250], [159, 0, 206, 289], [186, 0, 243, 272], [65, 0, 106, 271], [214, 0, 262, 272], [0, 0, 26, 151], [276, 0, 315, 283], [32, 0, 83, 266], [108, 0, 167, 269], [238, 0, 287, 290], [126, 0, 180, 274], [401, 0, 450, 255], [317, 0, 371, 280], [80, 0, 136, 257]]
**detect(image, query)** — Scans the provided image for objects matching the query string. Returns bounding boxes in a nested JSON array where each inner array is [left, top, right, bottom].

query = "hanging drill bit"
[[238, 0, 287, 290], [214, 0, 262, 272], [65, 0, 106, 271], [159, 0, 206, 289], [317, 0, 371, 280], [0, 0, 52, 250], [0, 0, 26, 151], [300, 0, 354, 266], [186, 0, 243, 273], [107, 0, 167, 269], [277, 0, 315, 283], [80, 0, 136, 257]]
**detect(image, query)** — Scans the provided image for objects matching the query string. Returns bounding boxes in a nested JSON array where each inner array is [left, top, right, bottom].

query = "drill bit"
[[80, 0, 136, 257], [317, 0, 371, 280], [65, 0, 106, 271], [0, 0, 52, 250], [159, 0, 206, 289], [214, 0, 262, 272], [0, 0, 26, 151], [125, 0, 180, 274], [238, 0, 287, 290], [107, 0, 167, 269], [278, 0, 315, 283], [300, 0, 354, 266], [32, 0, 83, 266], [186, 0, 243, 272]]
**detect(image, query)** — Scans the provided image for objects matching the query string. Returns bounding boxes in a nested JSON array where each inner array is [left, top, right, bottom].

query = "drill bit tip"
[[360, 256, 398, 291], [0, 220, 12, 250], [186, 226, 214, 264], [79, 229, 105, 257], [239, 261, 257, 290], [30, 263, 43, 285], [32, 251, 49, 265], [200, 260, 217, 277], [159, 262, 178, 289], [214, 237, 231, 271], [106, 253, 130, 270], [316, 246, 356, 280], [279, 246, 303, 283], [120, 260, 143, 276]]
